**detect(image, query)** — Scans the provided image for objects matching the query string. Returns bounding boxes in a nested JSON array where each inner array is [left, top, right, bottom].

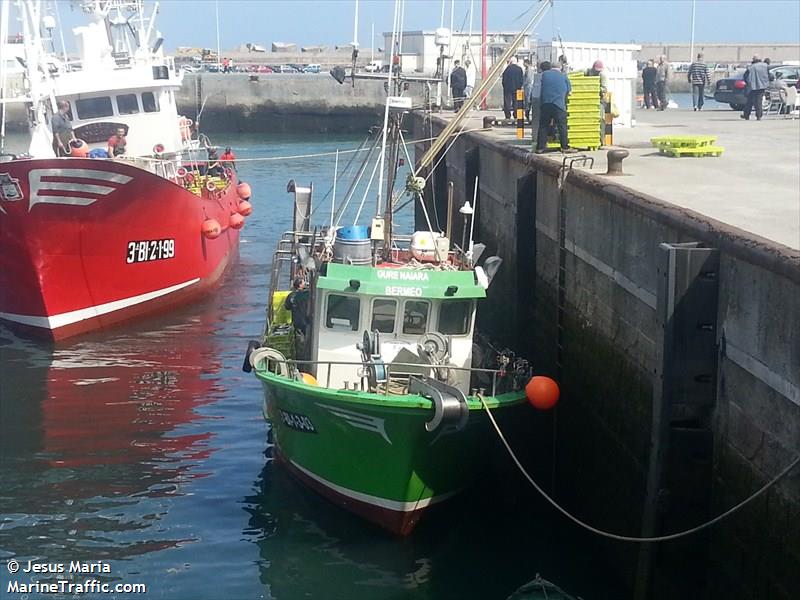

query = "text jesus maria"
[[22, 560, 111, 574]]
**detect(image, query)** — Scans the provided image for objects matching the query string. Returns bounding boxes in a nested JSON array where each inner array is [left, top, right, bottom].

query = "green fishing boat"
[[243, 3, 556, 535]]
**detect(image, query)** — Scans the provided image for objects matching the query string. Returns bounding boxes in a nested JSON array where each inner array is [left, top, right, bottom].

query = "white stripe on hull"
[[0, 278, 200, 330], [289, 459, 457, 513]]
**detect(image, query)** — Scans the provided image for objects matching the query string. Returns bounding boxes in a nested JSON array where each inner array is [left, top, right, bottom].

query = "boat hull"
[[257, 370, 526, 535], [0, 158, 243, 340]]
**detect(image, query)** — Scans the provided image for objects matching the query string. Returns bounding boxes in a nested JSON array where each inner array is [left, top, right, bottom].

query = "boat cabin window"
[[75, 96, 113, 120], [438, 300, 473, 335], [402, 300, 429, 335], [325, 294, 360, 331], [116, 93, 140, 115], [142, 92, 159, 113], [371, 299, 397, 334]]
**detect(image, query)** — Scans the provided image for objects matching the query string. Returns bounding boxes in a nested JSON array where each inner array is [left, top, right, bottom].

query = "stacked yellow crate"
[[547, 73, 602, 150]]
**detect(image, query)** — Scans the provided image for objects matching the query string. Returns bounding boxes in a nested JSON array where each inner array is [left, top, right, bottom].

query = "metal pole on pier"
[[215, 0, 221, 72], [689, 0, 696, 61], [481, 0, 487, 109]]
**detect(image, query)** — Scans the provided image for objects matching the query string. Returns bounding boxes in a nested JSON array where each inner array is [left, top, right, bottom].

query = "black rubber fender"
[[242, 340, 261, 373]]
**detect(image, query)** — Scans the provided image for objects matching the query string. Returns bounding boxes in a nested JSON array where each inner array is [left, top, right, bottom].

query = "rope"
[[477, 394, 800, 544]]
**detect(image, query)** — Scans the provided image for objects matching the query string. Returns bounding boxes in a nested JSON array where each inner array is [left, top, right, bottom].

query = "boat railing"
[[259, 356, 512, 398]]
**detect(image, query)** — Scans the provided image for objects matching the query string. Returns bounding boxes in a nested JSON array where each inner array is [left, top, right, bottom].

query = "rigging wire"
[[478, 394, 800, 544]]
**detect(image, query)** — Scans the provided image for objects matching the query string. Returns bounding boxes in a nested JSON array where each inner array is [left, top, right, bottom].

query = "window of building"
[[116, 94, 139, 115], [142, 91, 159, 112], [325, 294, 360, 331], [74, 96, 113, 119], [438, 300, 473, 335], [371, 299, 397, 334], [402, 300, 429, 335]]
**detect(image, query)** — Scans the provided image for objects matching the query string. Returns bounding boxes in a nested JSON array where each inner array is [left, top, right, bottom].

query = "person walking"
[[655, 55, 670, 110], [449, 60, 467, 111], [535, 61, 574, 154], [741, 55, 770, 120], [642, 60, 658, 109], [687, 53, 711, 111], [464, 58, 476, 99], [502, 57, 524, 120], [523, 59, 536, 121]]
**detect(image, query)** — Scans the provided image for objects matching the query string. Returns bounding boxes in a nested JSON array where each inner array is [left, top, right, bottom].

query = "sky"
[[24, 1, 800, 51]]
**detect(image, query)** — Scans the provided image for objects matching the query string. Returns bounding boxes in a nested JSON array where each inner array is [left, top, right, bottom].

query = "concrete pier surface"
[[438, 107, 800, 250]]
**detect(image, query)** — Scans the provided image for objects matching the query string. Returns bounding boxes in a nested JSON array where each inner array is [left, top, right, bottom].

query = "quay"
[[412, 106, 799, 599]]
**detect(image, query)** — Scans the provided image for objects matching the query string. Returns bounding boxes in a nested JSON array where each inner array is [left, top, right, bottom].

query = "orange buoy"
[[201, 218, 221, 239], [229, 212, 245, 230], [299, 372, 318, 386], [525, 376, 560, 410], [68, 139, 89, 158], [237, 200, 253, 216], [236, 182, 251, 200]]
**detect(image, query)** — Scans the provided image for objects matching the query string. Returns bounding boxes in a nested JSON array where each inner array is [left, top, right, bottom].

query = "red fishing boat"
[[0, 0, 251, 340]]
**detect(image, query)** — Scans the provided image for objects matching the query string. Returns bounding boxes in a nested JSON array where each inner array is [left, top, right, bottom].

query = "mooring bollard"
[[482, 116, 495, 129], [605, 149, 629, 175]]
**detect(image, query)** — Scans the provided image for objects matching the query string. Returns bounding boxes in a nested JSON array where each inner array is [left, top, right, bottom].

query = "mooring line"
[[478, 395, 800, 543]]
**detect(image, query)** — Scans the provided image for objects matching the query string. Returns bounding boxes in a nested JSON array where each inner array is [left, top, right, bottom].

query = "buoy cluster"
[[201, 180, 253, 239]]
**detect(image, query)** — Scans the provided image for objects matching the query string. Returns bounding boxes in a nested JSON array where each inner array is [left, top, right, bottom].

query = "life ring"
[[176, 166, 188, 178], [205, 179, 217, 192], [249, 347, 289, 377]]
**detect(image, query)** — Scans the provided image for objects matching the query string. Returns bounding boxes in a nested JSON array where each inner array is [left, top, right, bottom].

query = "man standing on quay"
[[502, 57, 524, 120], [687, 53, 711, 111], [741, 55, 770, 121], [449, 60, 467, 111], [535, 61, 574, 154], [655, 55, 670, 110]]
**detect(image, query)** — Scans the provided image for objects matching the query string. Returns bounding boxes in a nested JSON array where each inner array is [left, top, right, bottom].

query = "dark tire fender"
[[242, 340, 261, 373]]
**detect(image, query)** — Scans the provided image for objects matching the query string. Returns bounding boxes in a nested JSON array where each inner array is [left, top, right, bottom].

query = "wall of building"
[[637, 43, 800, 64], [412, 112, 800, 599]]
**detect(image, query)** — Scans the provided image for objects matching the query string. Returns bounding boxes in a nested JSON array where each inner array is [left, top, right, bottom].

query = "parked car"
[[180, 64, 201, 73], [303, 63, 321, 73], [714, 64, 800, 110]]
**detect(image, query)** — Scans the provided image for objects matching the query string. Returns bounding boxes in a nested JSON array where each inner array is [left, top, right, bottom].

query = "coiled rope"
[[478, 395, 800, 543]]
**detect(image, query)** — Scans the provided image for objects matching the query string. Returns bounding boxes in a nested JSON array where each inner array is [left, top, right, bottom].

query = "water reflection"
[[0, 303, 226, 565], [244, 458, 435, 599]]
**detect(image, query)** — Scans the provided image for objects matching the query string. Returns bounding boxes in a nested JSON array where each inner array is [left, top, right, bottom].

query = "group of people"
[[499, 56, 606, 154], [641, 55, 671, 110], [447, 58, 477, 111], [51, 101, 127, 158]]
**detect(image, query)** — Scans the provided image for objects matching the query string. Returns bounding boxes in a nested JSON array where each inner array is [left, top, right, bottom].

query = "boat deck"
[[436, 106, 800, 250]]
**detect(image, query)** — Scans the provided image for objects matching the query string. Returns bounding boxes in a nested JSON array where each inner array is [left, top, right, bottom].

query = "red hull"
[[0, 157, 244, 340], [275, 449, 425, 536]]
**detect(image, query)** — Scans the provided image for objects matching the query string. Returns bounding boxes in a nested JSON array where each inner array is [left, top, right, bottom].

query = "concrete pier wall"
[[174, 73, 504, 133], [413, 112, 800, 599]]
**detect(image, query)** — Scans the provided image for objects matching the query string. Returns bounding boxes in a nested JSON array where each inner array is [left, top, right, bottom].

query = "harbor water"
[[0, 133, 624, 599]]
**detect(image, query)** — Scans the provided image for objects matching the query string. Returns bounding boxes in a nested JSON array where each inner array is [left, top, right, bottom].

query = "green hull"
[[256, 369, 526, 535]]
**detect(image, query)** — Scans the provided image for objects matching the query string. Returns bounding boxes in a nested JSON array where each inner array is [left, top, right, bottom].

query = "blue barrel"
[[336, 225, 370, 241], [333, 226, 371, 265]]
